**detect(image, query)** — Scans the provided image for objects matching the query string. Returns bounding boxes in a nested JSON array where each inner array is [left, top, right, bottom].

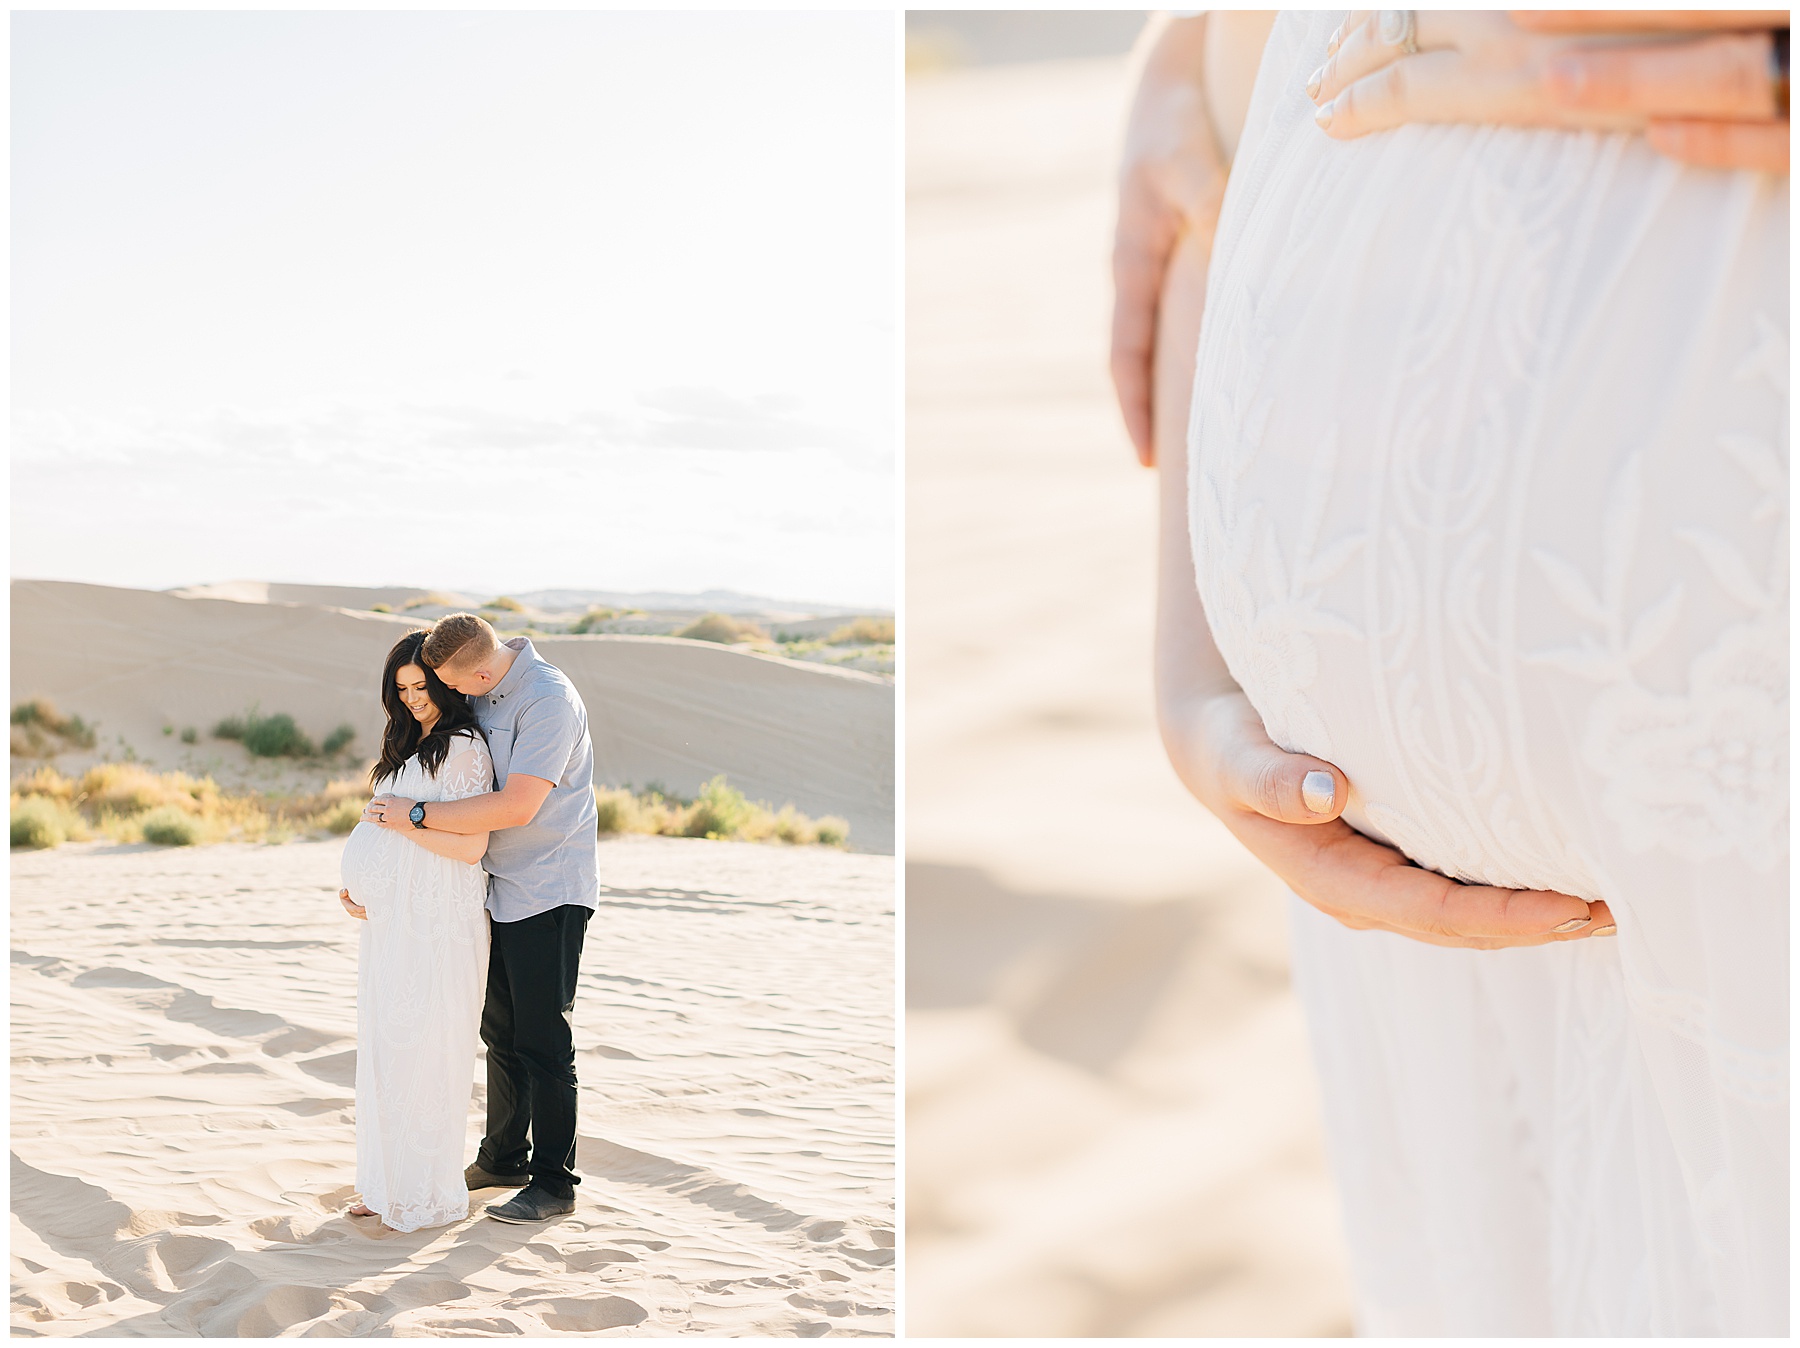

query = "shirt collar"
[[487, 637, 535, 702]]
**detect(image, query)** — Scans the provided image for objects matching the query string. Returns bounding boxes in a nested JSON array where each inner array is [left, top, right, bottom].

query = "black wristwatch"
[[1775, 28, 1789, 120], [410, 801, 427, 830]]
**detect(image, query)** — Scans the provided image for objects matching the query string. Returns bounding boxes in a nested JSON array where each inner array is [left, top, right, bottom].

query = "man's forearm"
[[419, 791, 526, 834]]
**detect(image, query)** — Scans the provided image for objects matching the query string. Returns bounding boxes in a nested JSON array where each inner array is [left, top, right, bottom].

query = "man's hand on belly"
[[1170, 691, 1618, 949], [1308, 10, 1788, 175]]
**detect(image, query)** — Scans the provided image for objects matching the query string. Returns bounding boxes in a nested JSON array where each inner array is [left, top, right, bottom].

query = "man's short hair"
[[422, 612, 501, 672]]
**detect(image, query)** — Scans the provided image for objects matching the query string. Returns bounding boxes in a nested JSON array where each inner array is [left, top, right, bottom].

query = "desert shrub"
[[593, 787, 642, 835], [674, 613, 768, 644], [11, 795, 78, 849], [321, 724, 356, 756], [140, 807, 200, 846], [771, 805, 818, 845], [315, 797, 363, 834], [14, 766, 75, 801], [827, 616, 895, 645], [403, 592, 457, 611], [589, 778, 843, 847], [224, 711, 314, 758], [684, 775, 752, 839], [570, 607, 618, 635], [180, 726, 198, 744], [79, 763, 213, 817], [216, 708, 324, 757], [9, 763, 378, 847], [11, 699, 97, 750], [484, 595, 525, 612], [371, 603, 392, 613]]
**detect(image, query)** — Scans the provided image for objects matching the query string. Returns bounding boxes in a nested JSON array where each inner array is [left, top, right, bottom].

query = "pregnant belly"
[[341, 822, 401, 909], [1190, 112, 1788, 897]]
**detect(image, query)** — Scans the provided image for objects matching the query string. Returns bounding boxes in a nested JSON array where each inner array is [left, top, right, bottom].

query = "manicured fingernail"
[[1314, 100, 1335, 130], [1551, 916, 1590, 933], [1326, 23, 1343, 55], [1301, 771, 1335, 814], [1593, 924, 1617, 937], [1306, 65, 1324, 99]]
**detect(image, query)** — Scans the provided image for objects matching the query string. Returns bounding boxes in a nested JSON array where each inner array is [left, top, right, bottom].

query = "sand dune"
[[11, 834, 894, 1337], [167, 581, 460, 611], [905, 53, 1354, 1335], [11, 580, 893, 853]]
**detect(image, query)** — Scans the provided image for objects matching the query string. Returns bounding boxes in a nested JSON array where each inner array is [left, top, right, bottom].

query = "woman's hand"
[[1310, 10, 1788, 174], [1111, 15, 1229, 466], [363, 795, 416, 833], [339, 888, 368, 921], [1165, 691, 1616, 948]]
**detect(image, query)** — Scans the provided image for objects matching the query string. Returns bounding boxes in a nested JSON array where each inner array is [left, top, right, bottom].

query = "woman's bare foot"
[[346, 1203, 405, 1234]]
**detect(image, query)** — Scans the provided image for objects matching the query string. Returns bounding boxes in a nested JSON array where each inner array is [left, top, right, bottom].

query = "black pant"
[[475, 904, 590, 1197]]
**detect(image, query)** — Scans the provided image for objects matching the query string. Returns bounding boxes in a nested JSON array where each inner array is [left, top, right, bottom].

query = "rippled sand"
[[11, 835, 893, 1337]]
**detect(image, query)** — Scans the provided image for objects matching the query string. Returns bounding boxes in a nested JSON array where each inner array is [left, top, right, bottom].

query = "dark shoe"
[[465, 1162, 530, 1192], [484, 1183, 576, 1224]]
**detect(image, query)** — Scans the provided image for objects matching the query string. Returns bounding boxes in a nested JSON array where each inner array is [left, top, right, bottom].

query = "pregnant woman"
[[338, 631, 494, 1232], [1127, 11, 1786, 1335]]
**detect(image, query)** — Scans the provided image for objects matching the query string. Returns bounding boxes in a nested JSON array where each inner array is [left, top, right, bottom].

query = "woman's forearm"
[[1152, 227, 1241, 797], [405, 827, 489, 866]]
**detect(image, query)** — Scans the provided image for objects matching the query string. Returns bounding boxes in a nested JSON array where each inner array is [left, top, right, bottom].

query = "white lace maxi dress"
[[339, 729, 494, 1232], [1188, 13, 1786, 1336]]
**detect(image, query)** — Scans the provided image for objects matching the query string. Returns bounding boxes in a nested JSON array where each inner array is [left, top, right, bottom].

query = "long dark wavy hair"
[[371, 631, 485, 788]]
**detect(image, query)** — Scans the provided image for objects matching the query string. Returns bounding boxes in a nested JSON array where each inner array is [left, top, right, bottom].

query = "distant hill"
[[163, 580, 886, 619]]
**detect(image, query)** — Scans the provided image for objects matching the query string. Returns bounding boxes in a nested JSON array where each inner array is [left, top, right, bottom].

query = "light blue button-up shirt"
[[474, 638, 599, 922]]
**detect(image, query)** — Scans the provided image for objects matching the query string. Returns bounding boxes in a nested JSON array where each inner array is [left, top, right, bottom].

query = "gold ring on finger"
[[1377, 9, 1419, 55]]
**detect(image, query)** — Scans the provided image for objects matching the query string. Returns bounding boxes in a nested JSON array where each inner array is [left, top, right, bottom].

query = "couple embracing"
[[337, 612, 599, 1233]]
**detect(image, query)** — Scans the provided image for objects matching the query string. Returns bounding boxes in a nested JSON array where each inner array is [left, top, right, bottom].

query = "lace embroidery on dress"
[[1530, 320, 1789, 871], [353, 729, 494, 1233]]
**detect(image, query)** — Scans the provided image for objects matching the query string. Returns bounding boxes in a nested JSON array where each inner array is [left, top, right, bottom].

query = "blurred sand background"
[[13, 834, 893, 1336], [905, 13, 1354, 1335]]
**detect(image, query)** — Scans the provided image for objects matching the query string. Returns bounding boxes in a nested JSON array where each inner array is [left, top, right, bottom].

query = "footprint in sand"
[[786, 1291, 890, 1318], [248, 1214, 343, 1246], [295, 1049, 357, 1088], [533, 1295, 649, 1332], [363, 1277, 471, 1313], [526, 1243, 639, 1273], [260, 1026, 348, 1057], [414, 1315, 523, 1334], [167, 1264, 338, 1337], [105, 1231, 236, 1297], [13, 1279, 126, 1323]]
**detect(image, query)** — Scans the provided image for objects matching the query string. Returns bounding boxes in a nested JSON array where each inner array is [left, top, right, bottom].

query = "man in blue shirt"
[[369, 612, 600, 1224]]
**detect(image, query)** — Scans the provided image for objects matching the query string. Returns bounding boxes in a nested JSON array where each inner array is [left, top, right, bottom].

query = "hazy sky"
[[13, 11, 895, 607]]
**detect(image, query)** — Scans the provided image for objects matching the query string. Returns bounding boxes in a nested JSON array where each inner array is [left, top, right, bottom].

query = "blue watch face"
[[410, 803, 425, 825]]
